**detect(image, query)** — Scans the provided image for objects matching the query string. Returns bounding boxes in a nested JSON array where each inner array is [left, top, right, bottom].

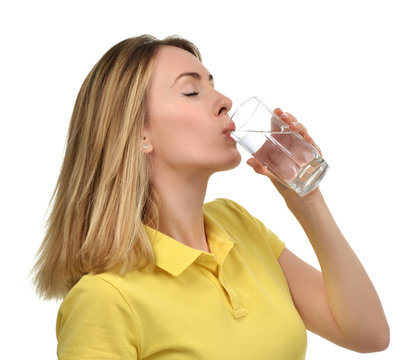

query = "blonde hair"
[[32, 35, 202, 300]]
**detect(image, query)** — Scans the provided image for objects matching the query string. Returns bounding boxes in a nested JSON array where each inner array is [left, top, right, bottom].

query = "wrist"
[[284, 187, 326, 217]]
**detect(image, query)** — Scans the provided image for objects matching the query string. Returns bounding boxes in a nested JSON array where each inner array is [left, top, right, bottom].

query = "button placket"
[[197, 254, 218, 274], [196, 265, 234, 313], [219, 269, 247, 318], [199, 228, 248, 318]]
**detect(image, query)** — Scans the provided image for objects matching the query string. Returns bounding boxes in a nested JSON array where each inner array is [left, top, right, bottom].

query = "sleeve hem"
[[273, 239, 286, 259]]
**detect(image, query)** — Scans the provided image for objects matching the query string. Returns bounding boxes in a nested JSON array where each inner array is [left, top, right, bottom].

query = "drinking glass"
[[229, 96, 328, 197]]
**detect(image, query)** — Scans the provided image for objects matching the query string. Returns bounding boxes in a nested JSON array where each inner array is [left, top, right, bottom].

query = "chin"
[[215, 150, 242, 172], [230, 150, 242, 168]]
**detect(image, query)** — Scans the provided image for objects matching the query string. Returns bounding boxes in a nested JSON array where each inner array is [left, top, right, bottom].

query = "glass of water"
[[229, 96, 328, 197]]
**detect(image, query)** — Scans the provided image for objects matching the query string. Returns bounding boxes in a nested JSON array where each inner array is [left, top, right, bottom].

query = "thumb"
[[246, 158, 269, 176], [246, 158, 283, 189]]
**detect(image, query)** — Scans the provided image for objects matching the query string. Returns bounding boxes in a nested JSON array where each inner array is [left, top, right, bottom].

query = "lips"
[[223, 120, 236, 134]]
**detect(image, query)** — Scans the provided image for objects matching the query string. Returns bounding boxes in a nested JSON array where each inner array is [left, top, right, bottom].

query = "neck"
[[151, 165, 212, 252]]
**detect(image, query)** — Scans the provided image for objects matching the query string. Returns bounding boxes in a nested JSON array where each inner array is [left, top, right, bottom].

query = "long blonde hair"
[[32, 35, 202, 300]]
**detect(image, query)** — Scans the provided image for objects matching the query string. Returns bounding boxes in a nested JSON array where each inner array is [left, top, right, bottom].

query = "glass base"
[[287, 158, 329, 197]]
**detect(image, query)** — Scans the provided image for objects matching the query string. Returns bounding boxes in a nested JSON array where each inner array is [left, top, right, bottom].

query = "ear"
[[141, 134, 153, 153]]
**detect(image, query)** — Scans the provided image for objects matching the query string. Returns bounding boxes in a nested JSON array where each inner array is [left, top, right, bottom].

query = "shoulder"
[[59, 273, 129, 309], [57, 273, 136, 329], [204, 197, 271, 234], [204, 197, 254, 221], [204, 198, 285, 258], [57, 274, 140, 359]]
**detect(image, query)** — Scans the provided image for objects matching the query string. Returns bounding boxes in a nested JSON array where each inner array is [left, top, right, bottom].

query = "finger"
[[273, 108, 283, 117], [272, 108, 284, 132], [280, 111, 298, 126], [304, 134, 323, 156], [288, 121, 308, 137], [246, 158, 274, 178]]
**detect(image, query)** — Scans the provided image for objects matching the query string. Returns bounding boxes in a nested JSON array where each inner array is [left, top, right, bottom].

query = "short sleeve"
[[56, 275, 139, 360], [216, 198, 286, 258]]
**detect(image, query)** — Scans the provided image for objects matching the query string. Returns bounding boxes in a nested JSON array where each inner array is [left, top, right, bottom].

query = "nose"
[[216, 92, 233, 116]]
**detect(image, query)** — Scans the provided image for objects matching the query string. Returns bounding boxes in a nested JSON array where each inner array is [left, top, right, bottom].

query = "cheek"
[[152, 107, 213, 153]]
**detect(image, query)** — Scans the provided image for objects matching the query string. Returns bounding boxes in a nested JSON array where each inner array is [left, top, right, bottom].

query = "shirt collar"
[[143, 209, 235, 277]]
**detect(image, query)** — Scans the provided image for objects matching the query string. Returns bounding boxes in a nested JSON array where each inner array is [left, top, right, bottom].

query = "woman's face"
[[144, 45, 241, 177]]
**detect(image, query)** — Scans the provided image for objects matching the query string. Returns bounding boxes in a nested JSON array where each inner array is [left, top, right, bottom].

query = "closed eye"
[[182, 92, 199, 96]]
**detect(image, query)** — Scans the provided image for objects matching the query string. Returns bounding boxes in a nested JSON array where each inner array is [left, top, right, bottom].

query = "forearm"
[[286, 190, 389, 348]]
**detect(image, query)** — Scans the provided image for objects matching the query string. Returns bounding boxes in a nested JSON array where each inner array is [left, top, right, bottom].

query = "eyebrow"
[[171, 72, 214, 87]]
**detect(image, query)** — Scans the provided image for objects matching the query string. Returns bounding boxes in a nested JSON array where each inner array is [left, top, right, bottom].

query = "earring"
[[143, 144, 148, 149]]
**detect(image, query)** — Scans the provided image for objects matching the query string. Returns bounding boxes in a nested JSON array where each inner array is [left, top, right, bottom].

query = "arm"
[[247, 108, 390, 353], [278, 190, 389, 352]]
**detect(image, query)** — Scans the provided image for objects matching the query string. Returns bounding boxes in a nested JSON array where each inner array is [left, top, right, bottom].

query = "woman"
[[32, 35, 389, 359]]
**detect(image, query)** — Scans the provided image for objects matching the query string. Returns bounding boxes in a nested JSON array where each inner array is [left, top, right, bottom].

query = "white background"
[[1, 0, 404, 358]]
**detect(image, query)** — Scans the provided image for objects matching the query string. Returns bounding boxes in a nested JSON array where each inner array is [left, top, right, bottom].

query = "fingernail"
[[280, 112, 287, 119]]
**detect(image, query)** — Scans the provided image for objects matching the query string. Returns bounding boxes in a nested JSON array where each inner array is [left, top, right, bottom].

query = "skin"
[[143, 45, 241, 251], [143, 45, 390, 352]]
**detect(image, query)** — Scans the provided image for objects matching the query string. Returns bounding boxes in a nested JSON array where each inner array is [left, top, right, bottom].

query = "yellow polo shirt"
[[56, 198, 307, 359]]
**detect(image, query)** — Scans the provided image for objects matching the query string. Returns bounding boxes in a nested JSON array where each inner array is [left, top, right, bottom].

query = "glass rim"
[[230, 96, 275, 116], [229, 96, 276, 132]]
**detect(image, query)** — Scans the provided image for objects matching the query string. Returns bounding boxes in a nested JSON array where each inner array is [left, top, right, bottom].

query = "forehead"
[[151, 45, 208, 86]]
